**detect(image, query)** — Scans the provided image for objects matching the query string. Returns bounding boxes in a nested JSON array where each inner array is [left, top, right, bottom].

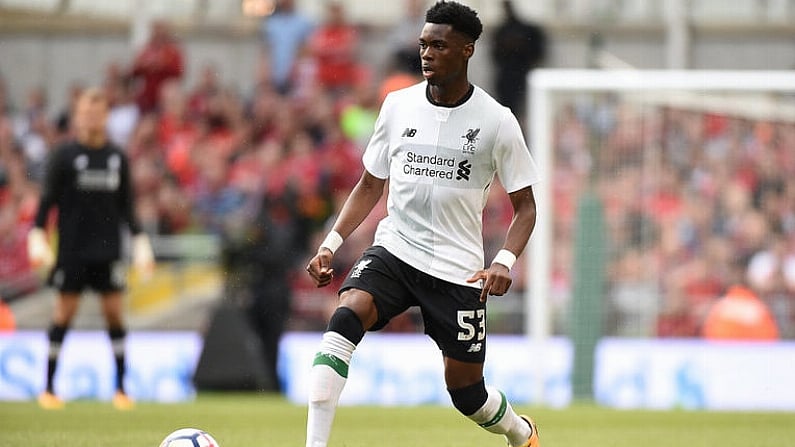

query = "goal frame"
[[525, 69, 795, 402]]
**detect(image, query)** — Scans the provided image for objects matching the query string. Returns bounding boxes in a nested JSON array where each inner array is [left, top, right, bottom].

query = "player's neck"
[[77, 132, 107, 149], [427, 78, 472, 107]]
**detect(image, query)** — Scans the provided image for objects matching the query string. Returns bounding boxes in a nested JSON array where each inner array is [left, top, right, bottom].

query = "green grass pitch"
[[1, 393, 794, 446]]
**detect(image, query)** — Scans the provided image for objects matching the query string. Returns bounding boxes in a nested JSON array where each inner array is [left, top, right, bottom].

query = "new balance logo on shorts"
[[467, 343, 482, 353], [351, 259, 372, 278]]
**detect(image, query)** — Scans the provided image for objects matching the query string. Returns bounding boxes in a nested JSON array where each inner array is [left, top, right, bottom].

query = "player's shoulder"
[[382, 81, 427, 105], [471, 86, 522, 131], [51, 140, 80, 160], [94, 141, 128, 158], [471, 85, 512, 116], [56, 140, 79, 151], [105, 142, 127, 156]]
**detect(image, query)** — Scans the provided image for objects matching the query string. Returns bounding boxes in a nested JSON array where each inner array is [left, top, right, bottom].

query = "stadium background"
[[1, 0, 795, 413]]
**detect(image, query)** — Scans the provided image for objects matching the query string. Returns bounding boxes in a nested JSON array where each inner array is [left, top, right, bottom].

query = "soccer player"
[[304, 2, 540, 446], [27, 87, 154, 410]]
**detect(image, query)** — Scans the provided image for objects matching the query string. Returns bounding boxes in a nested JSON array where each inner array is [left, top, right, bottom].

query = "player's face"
[[74, 95, 109, 137], [419, 23, 473, 87]]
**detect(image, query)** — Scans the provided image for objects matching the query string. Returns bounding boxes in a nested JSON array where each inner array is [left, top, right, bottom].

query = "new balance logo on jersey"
[[461, 128, 480, 154], [402, 128, 417, 138], [351, 259, 372, 278], [456, 160, 472, 181], [467, 343, 482, 353]]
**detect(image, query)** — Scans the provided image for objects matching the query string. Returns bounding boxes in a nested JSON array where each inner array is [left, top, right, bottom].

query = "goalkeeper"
[[28, 87, 154, 410]]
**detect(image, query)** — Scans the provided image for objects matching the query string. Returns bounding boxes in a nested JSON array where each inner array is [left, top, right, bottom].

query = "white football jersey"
[[362, 82, 540, 287]]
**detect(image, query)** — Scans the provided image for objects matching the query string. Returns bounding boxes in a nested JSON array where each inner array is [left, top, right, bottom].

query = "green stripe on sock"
[[479, 391, 508, 428], [312, 352, 349, 378]]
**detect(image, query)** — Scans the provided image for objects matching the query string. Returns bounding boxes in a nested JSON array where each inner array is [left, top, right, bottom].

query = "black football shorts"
[[340, 245, 487, 363], [50, 261, 126, 294]]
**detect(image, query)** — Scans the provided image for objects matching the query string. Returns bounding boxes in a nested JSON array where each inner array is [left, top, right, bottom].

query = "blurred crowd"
[[551, 95, 795, 338]]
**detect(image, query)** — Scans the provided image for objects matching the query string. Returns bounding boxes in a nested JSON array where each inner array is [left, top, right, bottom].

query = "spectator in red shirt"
[[130, 20, 184, 113], [187, 63, 222, 121], [308, 2, 361, 93], [157, 81, 198, 189]]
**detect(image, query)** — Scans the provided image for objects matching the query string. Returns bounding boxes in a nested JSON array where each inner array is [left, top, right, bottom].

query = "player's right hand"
[[467, 263, 513, 303], [27, 227, 54, 270], [306, 248, 335, 288]]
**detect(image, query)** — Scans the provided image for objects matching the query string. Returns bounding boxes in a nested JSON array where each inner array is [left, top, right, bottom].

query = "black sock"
[[108, 327, 127, 393], [46, 323, 68, 394]]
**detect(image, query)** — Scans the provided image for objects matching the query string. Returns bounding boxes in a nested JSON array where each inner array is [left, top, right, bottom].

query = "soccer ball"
[[159, 428, 220, 447]]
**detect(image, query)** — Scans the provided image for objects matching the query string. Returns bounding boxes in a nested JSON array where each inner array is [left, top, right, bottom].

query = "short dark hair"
[[425, 1, 483, 42]]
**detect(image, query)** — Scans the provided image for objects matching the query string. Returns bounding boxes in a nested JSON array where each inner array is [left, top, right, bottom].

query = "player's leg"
[[96, 262, 134, 409], [306, 289, 376, 447], [100, 291, 127, 386], [420, 281, 539, 447], [47, 292, 81, 392], [40, 291, 80, 408], [445, 359, 538, 447], [306, 246, 412, 447], [40, 265, 84, 408]]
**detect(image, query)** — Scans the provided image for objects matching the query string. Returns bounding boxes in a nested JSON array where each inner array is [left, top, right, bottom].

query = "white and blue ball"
[[159, 428, 220, 447]]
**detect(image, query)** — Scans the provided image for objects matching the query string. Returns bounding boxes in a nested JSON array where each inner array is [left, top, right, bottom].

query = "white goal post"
[[525, 69, 795, 402]]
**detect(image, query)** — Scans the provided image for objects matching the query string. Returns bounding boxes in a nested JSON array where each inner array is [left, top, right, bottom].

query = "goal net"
[[526, 69, 795, 341]]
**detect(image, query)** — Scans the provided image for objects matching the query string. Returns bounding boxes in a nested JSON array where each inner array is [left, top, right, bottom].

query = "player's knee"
[[55, 294, 80, 323], [448, 378, 488, 416], [104, 313, 123, 328], [326, 306, 365, 345], [339, 289, 378, 328]]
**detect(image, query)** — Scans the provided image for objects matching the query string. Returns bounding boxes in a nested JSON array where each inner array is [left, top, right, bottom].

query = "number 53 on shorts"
[[457, 309, 485, 341]]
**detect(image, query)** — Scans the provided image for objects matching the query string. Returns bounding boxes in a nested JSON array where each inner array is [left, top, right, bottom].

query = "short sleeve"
[[493, 110, 540, 193], [361, 95, 394, 179]]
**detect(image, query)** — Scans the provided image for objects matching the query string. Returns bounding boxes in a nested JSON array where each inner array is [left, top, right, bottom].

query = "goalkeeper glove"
[[132, 233, 155, 281], [27, 227, 54, 269]]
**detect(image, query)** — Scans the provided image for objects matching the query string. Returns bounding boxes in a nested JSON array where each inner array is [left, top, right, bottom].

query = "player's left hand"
[[132, 234, 155, 281], [467, 263, 513, 303]]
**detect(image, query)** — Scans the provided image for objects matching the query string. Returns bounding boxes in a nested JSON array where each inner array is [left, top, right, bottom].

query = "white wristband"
[[491, 249, 517, 270], [320, 230, 344, 254]]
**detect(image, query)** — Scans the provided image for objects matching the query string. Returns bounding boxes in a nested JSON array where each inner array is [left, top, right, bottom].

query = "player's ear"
[[463, 41, 475, 59]]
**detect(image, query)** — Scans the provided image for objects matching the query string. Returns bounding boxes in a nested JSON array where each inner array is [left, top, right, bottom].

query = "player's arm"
[[468, 185, 537, 302], [119, 153, 154, 278], [28, 150, 63, 268], [33, 149, 63, 230], [501, 185, 537, 262], [306, 170, 386, 287], [119, 153, 142, 236], [329, 170, 386, 241]]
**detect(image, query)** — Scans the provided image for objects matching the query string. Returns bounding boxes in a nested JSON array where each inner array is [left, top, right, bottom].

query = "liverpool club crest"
[[461, 128, 480, 154]]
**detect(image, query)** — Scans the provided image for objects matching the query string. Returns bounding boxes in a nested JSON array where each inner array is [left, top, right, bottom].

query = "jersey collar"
[[425, 83, 475, 108]]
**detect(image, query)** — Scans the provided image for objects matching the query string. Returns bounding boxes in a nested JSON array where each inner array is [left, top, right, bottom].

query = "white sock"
[[467, 386, 533, 447], [305, 332, 357, 447]]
